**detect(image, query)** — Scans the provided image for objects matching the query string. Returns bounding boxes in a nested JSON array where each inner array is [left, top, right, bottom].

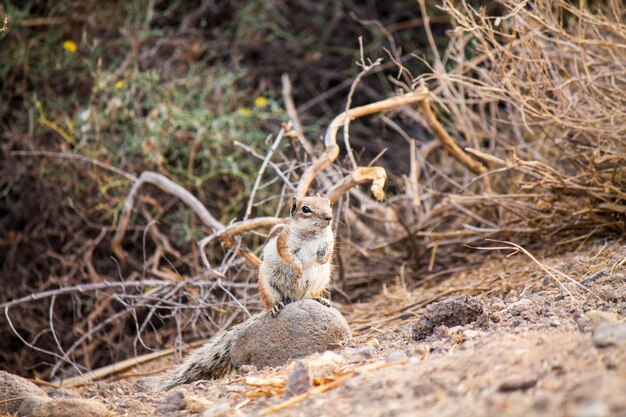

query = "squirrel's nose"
[[324, 215, 332, 222]]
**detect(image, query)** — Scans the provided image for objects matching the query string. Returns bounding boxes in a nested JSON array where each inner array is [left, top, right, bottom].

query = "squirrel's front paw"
[[293, 265, 304, 279]]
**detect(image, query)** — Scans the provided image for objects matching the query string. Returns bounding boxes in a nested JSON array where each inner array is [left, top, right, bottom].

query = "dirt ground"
[[71, 240, 626, 417]]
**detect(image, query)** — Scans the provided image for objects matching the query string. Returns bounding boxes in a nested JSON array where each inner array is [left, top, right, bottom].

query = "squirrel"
[[158, 195, 334, 391], [258, 195, 334, 317]]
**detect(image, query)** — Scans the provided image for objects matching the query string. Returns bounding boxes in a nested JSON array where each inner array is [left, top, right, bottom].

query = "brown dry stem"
[[112, 171, 223, 266], [326, 167, 387, 204], [295, 88, 430, 199], [417, 98, 488, 177]]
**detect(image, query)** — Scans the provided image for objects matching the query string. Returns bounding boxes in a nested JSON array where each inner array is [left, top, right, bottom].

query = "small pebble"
[[593, 322, 626, 348], [572, 402, 610, 417], [155, 390, 212, 414], [490, 297, 506, 311], [344, 378, 361, 390], [224, 385, 246, 393], [204, 404, 247, 417], [18, 396, 113, 417], [342, 344, 376, 364], [463, 329, 481, 338], [368, 338, 380, 347], [307, 351, 345, 370], [155, 391, 185, 413], [283, 361, 311, 399], [431, 325, 450, 340], [238, 365, 256, 374], [506, 299, 535, 316], [548, 316, 561, 327], [201, 402, 232, 417], [498, 374, 538, 391], [385, 351, 408, 363]]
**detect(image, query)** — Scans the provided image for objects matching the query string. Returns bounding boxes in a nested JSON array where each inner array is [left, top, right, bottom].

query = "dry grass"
[[410, 0, 626, 250]]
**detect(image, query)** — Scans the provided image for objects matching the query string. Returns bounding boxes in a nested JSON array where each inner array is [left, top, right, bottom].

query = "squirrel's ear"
[[290, 197, 298, 217]]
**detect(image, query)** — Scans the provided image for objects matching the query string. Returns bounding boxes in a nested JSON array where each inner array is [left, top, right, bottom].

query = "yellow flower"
[[254, 96, 268, 108], [239, 107, 251, 116], [114, 80, 126, 89], [62, 40, 78, 53]]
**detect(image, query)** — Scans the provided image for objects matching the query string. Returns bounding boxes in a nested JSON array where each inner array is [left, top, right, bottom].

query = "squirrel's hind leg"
[[269, 293, 297, 317], [270, 301, 286, 317]]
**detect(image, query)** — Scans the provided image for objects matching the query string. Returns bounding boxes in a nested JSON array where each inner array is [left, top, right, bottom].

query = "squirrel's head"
[[290, 195, 333, 233]]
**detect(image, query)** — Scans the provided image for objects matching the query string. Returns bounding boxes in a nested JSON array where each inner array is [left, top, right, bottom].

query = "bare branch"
[[198, 217, 283, 269], [112, 171, 223, 266], [326, 167, 387, 204], [281, 74, 316, 157], [342, 37, 383, 169], [296, 88, 430, 199], [417, 97, 488, 177], [244, 129, 286, 220], [233, 140, 296, 190]]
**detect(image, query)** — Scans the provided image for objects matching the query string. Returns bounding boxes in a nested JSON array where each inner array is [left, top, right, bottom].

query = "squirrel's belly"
[[301, 263, 330, 296], [296, 238, 327, 267]]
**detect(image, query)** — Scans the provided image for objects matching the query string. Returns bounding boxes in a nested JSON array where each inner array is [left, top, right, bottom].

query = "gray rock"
[[155, 390, 188, 413], [572, 402, 610, 417], [0, 371, 47, 414], [155, 390, 212, 414], [341, 344, 376, 363], [18, 396, 113, 417], [505, 299, 536, 316], [490, 297, 506, 311], [385, 351, 408, 363], [462, 329, 482, 339], [431, 325, 451, 340], [231, 299, 351, 369], [238, 365, 257, 374], [593, 322, 626, 348], [412, 295, 484, 341], [283, 361, 311, 399], [201, 402, 247, 417]]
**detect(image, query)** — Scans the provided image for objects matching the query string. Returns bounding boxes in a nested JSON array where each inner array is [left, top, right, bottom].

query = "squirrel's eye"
[[302, 206, 311, 214]]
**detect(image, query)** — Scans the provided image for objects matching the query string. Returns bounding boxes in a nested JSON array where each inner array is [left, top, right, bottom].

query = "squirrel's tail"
[[157, 312, 265, 391]]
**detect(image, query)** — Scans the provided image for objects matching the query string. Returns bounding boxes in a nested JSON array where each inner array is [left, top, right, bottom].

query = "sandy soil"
[[72, 240, 626, 417]]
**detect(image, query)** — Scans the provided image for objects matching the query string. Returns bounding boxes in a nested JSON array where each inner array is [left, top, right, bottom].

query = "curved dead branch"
[[111, 171, 224, 267], [417, 99, 488, 176], [326, 167, 387, 204], [296, 89, 431, 199], [198, 216, 283, 269]]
